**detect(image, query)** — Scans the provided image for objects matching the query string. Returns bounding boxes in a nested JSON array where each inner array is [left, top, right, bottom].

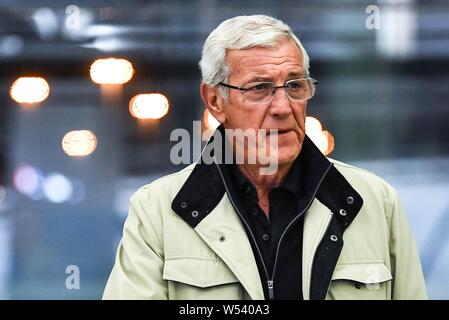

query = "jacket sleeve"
[[103, 190, 167, 299], [387, 188, 428, 300]]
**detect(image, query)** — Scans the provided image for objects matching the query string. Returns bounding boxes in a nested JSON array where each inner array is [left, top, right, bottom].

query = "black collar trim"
[[172, 125, 363, 230]]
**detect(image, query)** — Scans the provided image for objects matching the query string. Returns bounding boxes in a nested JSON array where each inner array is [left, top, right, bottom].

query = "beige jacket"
[[103, 135, 427, 300]]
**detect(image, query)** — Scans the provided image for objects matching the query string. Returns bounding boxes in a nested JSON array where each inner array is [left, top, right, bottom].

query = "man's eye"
[[287, 81, 303, 89], [250, 83, 271, 91]]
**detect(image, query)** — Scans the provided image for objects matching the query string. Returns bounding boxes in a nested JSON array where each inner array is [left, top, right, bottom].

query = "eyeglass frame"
[[218, 77, 318, 104]]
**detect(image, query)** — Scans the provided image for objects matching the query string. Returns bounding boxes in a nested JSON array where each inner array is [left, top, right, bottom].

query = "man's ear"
[[200, 82, 226, 123]]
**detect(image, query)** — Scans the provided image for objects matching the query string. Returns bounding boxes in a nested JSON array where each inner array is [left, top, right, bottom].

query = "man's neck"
[[236, 162, 293, 217]]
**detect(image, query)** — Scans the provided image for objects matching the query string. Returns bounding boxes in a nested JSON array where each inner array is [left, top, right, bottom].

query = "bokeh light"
[[305, 116, 323, 133], [62, 130, 97, 157], [13, 165, 42, 196], [129, 93, 169, 120], [203, 109, 220, 130], [90, 58, 133, 84], [10, 77, 50, 104], [67, 178, 86, 205], [43, 173, 73, 203], [305, 116, 335, 156]]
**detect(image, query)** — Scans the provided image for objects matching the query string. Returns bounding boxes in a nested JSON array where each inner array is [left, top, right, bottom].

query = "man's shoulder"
[[130, 163, 196, 203], [328, 157, 379, 178], [328, 157, 398, 199]]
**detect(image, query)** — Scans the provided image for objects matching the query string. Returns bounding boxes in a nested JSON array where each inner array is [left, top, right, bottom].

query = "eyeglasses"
[[218, 78, 318, 104]]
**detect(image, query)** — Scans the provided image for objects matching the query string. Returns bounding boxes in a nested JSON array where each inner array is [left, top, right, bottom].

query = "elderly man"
[[103, 15, 427, 300]]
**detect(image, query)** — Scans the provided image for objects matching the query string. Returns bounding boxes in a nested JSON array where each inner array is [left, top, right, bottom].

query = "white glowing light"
[[305, 116, 323, 133], [62, 130, 97, 157], [90, 58, 133, 84], [203, 109, 220, 130], [0, 35, 24, 57], [129, 93, 169, 120], [376, 0, 417, 59], [67, 178, 86, 204], [10, 77, 50, 104], [305, 116, 335, 156], [43, 173, 73, 203], [13, 165, 42, 196], [32, 8, 58, 40], [309, 130, 329, 154]]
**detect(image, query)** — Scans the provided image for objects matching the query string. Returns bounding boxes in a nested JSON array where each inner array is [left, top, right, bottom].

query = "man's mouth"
[[265, 129, 293, 136]]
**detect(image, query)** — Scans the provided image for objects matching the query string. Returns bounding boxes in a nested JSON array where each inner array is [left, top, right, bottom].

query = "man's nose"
[[269, 88, 292, 117]]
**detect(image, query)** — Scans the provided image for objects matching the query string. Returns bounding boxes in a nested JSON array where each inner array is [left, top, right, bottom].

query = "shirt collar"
[[219, 123, 320, 202], [228, 154, 303, 200]]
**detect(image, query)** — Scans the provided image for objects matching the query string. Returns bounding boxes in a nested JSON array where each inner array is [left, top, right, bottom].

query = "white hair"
[[199, 15, 310, 99]]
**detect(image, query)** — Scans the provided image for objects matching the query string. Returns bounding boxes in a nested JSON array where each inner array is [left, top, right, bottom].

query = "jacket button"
[[191, 210, 199, 218], [219, 235, 226, 242], [346, 196, 354, 205], [339, 209, 347, 216], [244, 185, 252, 194], [180, 201, 187, 209], [330, 234, 338, 242], [252, 208, 259, 216], [262, 234, 270, 241]]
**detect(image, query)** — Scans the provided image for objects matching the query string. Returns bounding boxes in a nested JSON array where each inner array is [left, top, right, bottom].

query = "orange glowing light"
[[203, 109, 220, 130], [90, 58, 133, 84], [10, 77, 50, 104], [305, 116, 335, 156], [62, 130, 97, 157], [129, 93, 169, 120]]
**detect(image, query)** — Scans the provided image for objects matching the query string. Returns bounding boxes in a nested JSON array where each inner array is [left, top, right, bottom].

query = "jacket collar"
[[171, 124, 362, 226], [171, 124, 364, 300]]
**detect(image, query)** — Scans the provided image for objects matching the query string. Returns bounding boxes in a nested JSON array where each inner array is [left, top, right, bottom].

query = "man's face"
[[221, 39, 308, 167]]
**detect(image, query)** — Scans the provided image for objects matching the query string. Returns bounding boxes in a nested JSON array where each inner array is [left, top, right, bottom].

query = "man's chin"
[[275, 156, 296, 167], [275, 146, 302, 165]]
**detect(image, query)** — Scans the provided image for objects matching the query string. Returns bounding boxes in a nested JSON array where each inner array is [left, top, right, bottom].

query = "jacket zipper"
[[267, 280, 274, 299], [215, 158, 332, 300], [269, 163, 332, 296]]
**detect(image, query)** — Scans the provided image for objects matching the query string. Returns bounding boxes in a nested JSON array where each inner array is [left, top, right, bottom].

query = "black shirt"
[[220, 156, 305, 300]]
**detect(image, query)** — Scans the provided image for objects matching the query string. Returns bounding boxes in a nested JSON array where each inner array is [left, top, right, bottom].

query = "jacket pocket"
[[326, 261, 393, 300], [162, 257, 242, 300]]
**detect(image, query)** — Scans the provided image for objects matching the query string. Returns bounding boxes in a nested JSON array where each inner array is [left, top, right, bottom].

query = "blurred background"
[[0, 0, 448, 299]]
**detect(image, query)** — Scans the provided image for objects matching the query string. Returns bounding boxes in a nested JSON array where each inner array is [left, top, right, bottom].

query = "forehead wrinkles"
[[227, 47, 302, 80]]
